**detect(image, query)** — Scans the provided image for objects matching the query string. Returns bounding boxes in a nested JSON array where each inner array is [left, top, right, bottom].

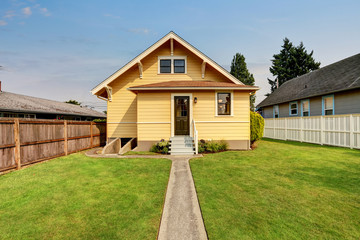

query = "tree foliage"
[[268, 38, 320, 94], [65, 100, 81, 105], [230, 53, 256, 110], [250, 111, 264, 144]]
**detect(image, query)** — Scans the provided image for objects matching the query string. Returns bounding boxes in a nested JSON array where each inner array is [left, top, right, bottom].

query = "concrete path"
[[158, 156, 208, 240]]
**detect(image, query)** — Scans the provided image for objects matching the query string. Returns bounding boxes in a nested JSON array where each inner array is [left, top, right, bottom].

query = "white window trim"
[[158, 56, 187, 74], [301, 99, 310, 117], [322, 95, 334, 116], [215, 91, 234, 117], [273, 105, 279, 118], [171, 93, 193, 137], [289, 101, 298, 116]]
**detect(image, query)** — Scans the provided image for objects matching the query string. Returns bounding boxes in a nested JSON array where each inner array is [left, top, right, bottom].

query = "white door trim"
[[171, 93, 193, 137]]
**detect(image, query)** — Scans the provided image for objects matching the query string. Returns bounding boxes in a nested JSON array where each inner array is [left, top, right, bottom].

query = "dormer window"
[[160, 60, 171, 73], [158, 56, 187, 74]]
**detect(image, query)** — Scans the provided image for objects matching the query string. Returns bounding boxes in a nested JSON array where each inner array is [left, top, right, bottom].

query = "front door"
[[174, 96, 190, 135]]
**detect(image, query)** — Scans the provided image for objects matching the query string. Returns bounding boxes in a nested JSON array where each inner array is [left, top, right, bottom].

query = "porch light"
[[194, 97, 198, 103]]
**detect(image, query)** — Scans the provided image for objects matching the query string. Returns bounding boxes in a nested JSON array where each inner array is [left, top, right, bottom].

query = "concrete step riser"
[[169, 136, 195, 155], [170, 143, 194, 147], [169, 148, 194, 152]]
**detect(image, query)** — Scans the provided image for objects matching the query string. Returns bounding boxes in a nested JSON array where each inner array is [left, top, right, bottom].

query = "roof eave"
[[128, 86, 259, 91], [257, 86, 360, 108]]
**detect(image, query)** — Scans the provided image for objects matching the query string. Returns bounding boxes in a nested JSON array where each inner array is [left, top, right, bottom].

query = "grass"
[[190, 139, 360, 240], [123, 151, 160, 155], [0, 153, 171, 240]]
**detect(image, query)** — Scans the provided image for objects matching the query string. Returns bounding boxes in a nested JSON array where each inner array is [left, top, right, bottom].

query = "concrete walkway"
[[85, 149, 208, 239], [158, 156, 208, 240]]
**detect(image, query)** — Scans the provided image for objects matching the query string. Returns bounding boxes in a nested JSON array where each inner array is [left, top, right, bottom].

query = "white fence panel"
[[264, 114, 360, 149]]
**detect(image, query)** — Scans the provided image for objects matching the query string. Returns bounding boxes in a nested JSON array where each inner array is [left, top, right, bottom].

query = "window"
[[301, 100, 310, 116], [289, 101, 298, 116], [273, 105, 279, 118], [174, 59, 185, 73], [158, 56, 186, 74], [217, 93, 231, 115], [24, 114, 36, 119], [159, 59, 171, 73], [322, 95, 334, 115], [3, 113, 18, 118]]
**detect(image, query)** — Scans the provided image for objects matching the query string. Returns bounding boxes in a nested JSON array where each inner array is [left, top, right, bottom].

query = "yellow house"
[[91, 32, 259, 154]]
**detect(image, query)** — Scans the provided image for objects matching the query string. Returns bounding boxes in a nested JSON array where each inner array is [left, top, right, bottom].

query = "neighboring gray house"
[[257, 53, 360, 118], [0, 82, 106, 121]]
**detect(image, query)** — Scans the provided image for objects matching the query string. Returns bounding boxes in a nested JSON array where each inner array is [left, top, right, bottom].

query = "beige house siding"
[[261, 89, 360, 118]]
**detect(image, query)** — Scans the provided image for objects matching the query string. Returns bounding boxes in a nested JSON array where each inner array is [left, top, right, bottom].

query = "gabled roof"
[[0, 91, 106, 118], [128, 80, 259, 92], [91, 31, 243, 95], [257, 53, 360, 108]]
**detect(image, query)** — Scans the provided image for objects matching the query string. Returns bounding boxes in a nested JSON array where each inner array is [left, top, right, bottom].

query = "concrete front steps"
[[169, 136, 195, 155]]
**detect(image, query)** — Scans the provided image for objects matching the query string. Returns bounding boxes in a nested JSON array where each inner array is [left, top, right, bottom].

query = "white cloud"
[[0, 20, 8, 26], [4, 10, 16, 19], [39, 8, 51, 17], [22, 7, 32, 16]]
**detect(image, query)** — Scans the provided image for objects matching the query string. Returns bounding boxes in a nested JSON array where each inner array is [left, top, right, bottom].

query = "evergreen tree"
[[65, 100, 81, 105], [268, 38, 320, 94], [230, 53, 256, 110]]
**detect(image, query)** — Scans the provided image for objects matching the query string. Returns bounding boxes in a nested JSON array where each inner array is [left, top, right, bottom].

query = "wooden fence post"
[[14, 119, 21, 170], [64, 120, 68, 155], [349, 114, 354, 149], [300, 117, 304, 142], [320, 116, 325, 145], [90, 122, 93, 148], [284, 118, 287, 140], [273, 119, 276, 139]]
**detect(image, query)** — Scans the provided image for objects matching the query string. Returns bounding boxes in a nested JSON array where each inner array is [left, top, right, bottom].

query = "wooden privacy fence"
[[0, 118, 106, 172], [264, 114, 360, 149]]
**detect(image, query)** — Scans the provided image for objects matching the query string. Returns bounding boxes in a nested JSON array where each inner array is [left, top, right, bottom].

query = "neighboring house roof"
[[128, 80, 259, 92], [0, 91, 106, 118], [257, 53, 360, 108], [91, 31, 244, 95]]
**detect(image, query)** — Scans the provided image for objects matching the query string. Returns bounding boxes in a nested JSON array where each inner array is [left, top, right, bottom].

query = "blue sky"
[[1, 0, 359, 111]]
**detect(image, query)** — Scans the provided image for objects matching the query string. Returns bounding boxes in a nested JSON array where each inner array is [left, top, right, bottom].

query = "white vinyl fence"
[[264, 114, 360, 149]]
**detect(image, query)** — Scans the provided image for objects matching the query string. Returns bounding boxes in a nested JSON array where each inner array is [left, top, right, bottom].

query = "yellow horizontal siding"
[[137, 123, 171, 141], [197, 122, 250, 140], [137, 92, 171, 141], [193, 91, 250, 122], [107, 123, 137, 138]]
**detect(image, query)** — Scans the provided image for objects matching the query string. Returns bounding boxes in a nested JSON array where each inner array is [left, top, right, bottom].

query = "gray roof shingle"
[[257, 53, 360, 108], [0, 91, 106, 118]]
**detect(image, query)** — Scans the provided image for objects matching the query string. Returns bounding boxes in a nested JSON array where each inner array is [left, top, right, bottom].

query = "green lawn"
[[0, 153, 171, 240], [190, 139, 360, 240], [123, 151, 160, 155]]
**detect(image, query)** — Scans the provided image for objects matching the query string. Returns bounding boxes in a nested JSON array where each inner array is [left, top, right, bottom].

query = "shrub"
[[198, 139, 228, 153], [250, 111, 264, 144], [93, 118, 106, 123], [150, 139, 170, 154]]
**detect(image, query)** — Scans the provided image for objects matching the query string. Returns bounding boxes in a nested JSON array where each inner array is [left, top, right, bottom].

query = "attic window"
[[158, 56, 187, 74], [160, 60, 171, 73]]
